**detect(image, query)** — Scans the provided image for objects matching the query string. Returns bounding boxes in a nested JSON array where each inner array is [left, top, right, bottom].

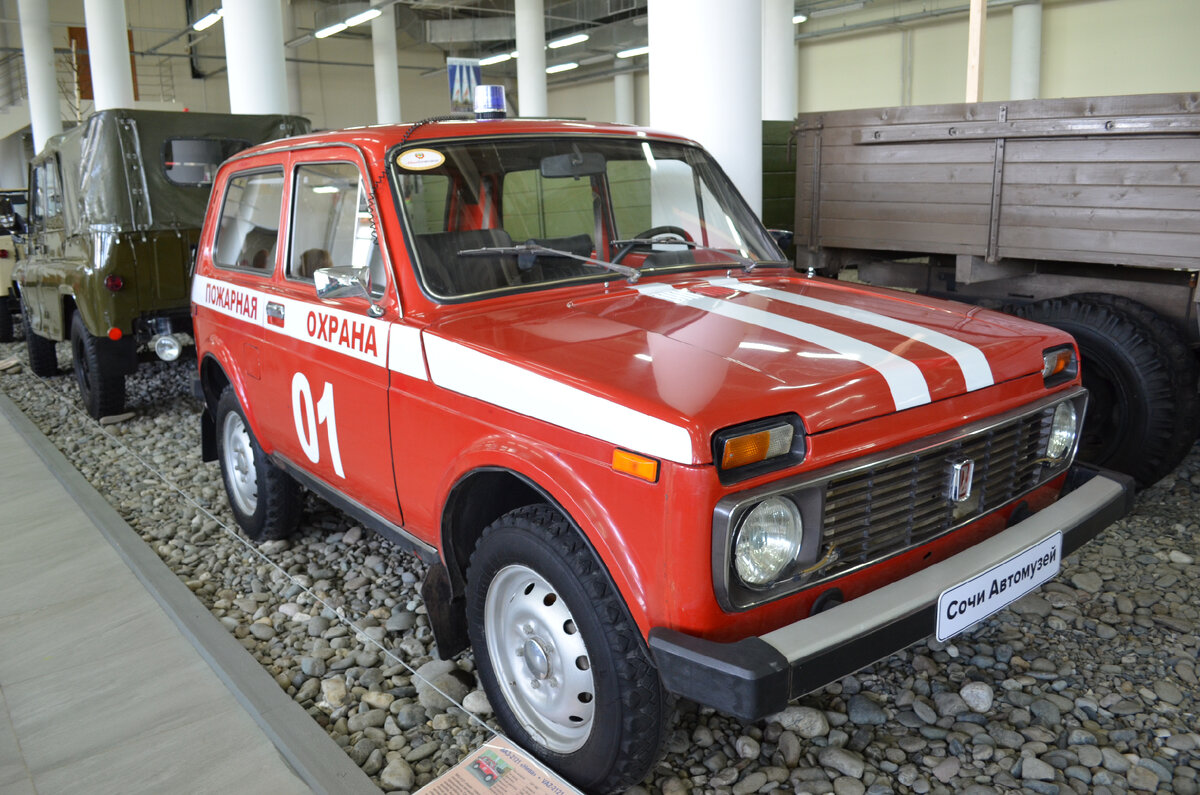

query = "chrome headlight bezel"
[[732, 496, 805, 587]]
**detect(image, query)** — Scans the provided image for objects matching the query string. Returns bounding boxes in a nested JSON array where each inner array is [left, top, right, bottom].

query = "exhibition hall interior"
[[0, 1, 1197, 794]]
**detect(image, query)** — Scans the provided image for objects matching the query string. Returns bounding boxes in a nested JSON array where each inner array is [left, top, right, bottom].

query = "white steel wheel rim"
[[221, 411, 258, 516], [484, 564, 595, 753]]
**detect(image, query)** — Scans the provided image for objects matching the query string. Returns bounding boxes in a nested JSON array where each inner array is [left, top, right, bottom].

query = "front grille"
[[816, 407, 1053, 581]]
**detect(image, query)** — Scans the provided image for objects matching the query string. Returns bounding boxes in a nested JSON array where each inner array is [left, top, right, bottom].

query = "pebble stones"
[[2, 339, 1199, 794]]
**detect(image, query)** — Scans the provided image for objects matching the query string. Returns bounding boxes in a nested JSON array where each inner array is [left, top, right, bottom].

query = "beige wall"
[[10, 0, 1199, 135], [795, 0, 1200, 113]]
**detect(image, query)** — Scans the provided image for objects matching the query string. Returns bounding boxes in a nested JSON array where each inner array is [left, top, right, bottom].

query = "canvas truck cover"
[[42, 109, 310, 235]]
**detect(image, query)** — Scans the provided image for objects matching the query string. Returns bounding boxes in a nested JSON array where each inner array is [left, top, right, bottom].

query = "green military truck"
[[0, 188, 28, 341], [16, 109, 309, 418], [774, 92, 1200, 486]]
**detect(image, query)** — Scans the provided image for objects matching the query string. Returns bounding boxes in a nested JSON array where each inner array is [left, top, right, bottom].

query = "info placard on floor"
[[416, 737, 582, 795]]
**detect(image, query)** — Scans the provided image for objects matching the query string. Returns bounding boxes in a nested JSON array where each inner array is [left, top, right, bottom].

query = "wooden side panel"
[[762, 121, 797, 256], [791, 92, 1200, 269]]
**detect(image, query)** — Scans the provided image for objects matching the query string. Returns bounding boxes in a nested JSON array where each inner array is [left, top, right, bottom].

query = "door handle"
[[266, 302, 285, 326]]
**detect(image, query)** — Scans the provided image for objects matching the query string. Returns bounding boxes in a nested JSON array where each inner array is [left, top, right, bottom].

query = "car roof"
[[224, 117, 697, 164]]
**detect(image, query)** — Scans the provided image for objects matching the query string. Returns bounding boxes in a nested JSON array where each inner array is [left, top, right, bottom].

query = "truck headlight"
[[734, 496, 803, 586], [1046, 401, 1077, 461]]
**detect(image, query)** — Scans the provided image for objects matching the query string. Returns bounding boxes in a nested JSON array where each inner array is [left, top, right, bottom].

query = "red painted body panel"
[[193, 118, 1085, 650]]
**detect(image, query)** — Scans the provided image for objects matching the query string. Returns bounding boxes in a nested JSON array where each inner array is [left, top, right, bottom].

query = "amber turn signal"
[[612, 448, 659, 482], [721, 425, 793, 470], [1042, 349, 1071, 378]]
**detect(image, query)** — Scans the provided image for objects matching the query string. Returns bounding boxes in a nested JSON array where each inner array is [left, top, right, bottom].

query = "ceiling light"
[[346, 8, 382, 27], [616, 45, 649, 59], [314, 20, 348, 38], [479, 52, 512, 66], [192, 8, 223, 31], [546, 62, 578, 74], [810, 1, 864, 18], [793, 13, 808, 23], [548, 33, 589, 49]]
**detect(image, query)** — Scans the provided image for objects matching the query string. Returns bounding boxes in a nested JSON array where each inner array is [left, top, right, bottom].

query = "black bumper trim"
[[649, 464, 1134, 722]]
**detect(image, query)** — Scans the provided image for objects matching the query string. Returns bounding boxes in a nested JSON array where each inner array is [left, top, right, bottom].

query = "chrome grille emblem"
[[948, 458, 975, 503]]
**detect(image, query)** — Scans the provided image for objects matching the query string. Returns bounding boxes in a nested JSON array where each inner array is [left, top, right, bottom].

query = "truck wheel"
[[466, 505, 668, 793], [0, 295, 13, 342], [215, 386, 301, 541], [1074, 293, 1200, 442], [70, 313, 127, 419], [21, 300, 58, 377], [1011, 296, 1191, 486]]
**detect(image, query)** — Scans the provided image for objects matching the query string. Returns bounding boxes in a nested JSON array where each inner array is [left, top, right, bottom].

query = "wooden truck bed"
[[791, 92, 1200, 273]]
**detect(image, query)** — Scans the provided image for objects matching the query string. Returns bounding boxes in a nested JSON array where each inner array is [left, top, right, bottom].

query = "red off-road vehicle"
[[192, 108, 1132, 792]]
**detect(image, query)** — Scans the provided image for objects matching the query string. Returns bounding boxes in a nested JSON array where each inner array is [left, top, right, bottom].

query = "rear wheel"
[[71, 313, 126, 419], [215, 386, 301, 541], [0, 295, 13, 342], [1011, 295, 1194, 486], [21, 299, 58, 377], [466, 505, 668, 793]]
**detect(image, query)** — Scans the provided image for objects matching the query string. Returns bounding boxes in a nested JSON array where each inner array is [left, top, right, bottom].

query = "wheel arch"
[[427, 444, 653, 658]]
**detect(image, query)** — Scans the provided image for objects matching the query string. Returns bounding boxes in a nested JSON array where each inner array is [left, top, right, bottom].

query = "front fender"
[[438, 434, 658, 635]]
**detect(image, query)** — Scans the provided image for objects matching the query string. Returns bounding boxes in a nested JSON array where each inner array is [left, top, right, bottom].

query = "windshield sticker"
[[398, 148, 445, 171]]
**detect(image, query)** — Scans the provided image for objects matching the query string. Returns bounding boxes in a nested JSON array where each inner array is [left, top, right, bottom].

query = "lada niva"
[[15, 109, 309, 417], [191, 100, 1133, 793]]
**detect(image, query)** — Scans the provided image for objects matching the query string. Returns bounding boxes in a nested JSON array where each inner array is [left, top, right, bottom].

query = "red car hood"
[[423, 273, 1071, 464]]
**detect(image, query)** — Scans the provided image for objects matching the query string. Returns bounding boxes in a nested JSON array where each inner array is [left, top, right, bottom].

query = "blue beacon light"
[[474, 85, 507, 120]]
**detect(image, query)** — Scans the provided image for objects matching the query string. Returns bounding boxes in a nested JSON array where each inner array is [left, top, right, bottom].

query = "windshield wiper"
[[610, 235, 759, 272], [458, 243, 641, 282]]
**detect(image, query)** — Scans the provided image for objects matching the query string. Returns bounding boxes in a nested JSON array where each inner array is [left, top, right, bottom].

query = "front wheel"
[[21, 299, 58, 377], [0, 294, 13, 342], [466, 505, 668, 793], [214, 386, 301, 541], [71, 313, 126, 419]]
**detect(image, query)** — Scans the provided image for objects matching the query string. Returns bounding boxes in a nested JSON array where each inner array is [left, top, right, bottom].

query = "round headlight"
[[734, 496, 803, 586], [1046, 401, 1077, 461]]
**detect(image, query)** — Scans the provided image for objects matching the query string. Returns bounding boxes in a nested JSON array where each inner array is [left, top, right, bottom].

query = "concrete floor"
[[0, 396, 378, 795]]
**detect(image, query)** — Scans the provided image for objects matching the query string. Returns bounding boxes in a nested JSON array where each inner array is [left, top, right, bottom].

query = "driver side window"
[[290, 162, 385, 299]]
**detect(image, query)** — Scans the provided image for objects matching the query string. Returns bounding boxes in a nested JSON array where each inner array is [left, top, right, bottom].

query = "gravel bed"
[[1, 335, 1197, 795]]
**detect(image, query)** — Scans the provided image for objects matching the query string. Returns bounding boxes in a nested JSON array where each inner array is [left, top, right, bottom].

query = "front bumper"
[[648, 465, 1134, 721]]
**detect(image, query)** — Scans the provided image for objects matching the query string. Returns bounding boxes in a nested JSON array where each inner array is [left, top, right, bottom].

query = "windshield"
[[391, 135, 784, 299]]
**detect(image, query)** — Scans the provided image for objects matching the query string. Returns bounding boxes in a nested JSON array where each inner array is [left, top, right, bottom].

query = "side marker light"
[[612, 449, 659, 482]]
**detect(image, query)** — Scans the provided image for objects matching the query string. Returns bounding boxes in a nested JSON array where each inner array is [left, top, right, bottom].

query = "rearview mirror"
[[540, 151, 606, 179]]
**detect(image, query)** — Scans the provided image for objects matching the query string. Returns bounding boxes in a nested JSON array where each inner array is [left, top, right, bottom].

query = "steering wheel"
[[612, 226, 695, 264]]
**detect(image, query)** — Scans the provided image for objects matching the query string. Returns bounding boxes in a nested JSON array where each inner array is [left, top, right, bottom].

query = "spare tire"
[[1010, 295, 1196, 486]]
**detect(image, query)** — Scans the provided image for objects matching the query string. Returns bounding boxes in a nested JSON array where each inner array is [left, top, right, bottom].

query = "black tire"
[[70, 312, 126, 419], [214, 386, 301, 541], [21, 300, 58, 377], [466, 505, 668, 794], [1010, 296, 1193, 486], [1074, 293, 1200, 442], [0, 294, 13, 342]]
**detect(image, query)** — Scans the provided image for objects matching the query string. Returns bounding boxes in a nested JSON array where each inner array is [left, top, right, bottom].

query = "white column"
[[1010, 1, 1042, 100], [223, 0, 289, 114], [83, 0, 136, 110], [613, 69, 635, 125], [17, 0, 62, 152], [515, 0, 547, 117], [372, 7, 401, 124], [965, 0, 986, 102], [649, 0, 762, 216], [761, 0, 796, 121], [281, 0, 303, 115]]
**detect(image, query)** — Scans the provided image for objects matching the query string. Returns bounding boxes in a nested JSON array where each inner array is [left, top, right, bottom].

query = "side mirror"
[[314, 265, 386, 318], [314, 266, 369, 300], [767, 228, 794, 249]]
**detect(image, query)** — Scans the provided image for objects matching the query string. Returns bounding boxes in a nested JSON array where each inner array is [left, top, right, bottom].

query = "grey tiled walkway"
[[0, 395, 377, 795]]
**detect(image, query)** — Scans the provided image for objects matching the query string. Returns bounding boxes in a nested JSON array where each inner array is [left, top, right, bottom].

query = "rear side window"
[[212, 169, 284, 272], [164, 138, 249, 186]]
